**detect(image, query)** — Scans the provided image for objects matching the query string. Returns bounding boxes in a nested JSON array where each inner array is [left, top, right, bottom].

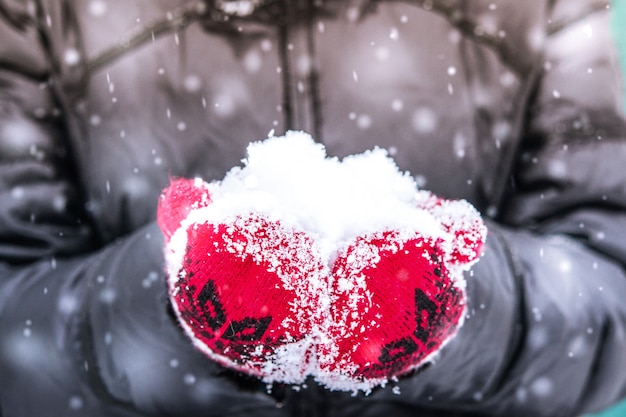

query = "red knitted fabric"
[[171, 215, 324, 378], [157, 177, 212, 239], [317, 232, 464, 384], [158, 176, 485, 391]]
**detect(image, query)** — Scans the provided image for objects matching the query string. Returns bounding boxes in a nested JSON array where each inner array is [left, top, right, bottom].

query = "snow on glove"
[[157, 131, 486, 392]]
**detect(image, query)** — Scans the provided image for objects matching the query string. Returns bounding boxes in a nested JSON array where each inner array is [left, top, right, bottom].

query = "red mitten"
[[317, 232, 461, 389], [157, 177, 211, 239], [416, 192, 486, 265], [157, 132, 486, 392], [159, 180, 328, 383], [316, 195, 484, 390]]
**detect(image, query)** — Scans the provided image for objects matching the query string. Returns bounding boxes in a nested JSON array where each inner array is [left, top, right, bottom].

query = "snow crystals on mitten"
[[157, 131, 486, 393]]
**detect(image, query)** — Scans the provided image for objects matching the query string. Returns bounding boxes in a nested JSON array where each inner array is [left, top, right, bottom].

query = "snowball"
[[187, 131, 443, 263]]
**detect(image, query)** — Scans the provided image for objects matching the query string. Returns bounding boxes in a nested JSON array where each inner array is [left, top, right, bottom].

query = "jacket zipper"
[[277, 0, 322, 140]]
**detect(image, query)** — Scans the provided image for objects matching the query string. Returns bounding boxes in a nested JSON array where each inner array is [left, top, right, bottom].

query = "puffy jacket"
[[1, 0, 626, 416]]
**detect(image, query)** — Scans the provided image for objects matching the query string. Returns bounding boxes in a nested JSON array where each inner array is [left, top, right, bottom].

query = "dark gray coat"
[[1, 0, 626, 416]]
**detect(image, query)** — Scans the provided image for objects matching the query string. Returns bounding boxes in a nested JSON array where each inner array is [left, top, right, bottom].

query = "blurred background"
[[591, 3, 626, 417], [613, 0, 626, 109]]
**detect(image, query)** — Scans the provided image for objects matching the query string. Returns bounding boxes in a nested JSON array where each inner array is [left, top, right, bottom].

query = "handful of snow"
[[158, 131, 486, 392]]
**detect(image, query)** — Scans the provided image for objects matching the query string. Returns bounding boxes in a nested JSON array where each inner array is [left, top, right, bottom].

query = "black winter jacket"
[[1, 0, 626, 416]]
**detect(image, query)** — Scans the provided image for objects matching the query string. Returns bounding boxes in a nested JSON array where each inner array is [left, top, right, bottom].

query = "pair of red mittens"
[[157, 177, 485, 392]]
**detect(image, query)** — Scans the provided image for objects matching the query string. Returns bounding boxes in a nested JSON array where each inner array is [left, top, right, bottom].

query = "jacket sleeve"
[[0, 222, 285, 416], [0, 0, 93, 263], [368, 2, 626, 416]]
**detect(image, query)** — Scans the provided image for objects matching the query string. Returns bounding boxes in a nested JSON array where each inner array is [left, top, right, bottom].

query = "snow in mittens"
[[210, 131, 443, 256], [159, 130, 486, 393]]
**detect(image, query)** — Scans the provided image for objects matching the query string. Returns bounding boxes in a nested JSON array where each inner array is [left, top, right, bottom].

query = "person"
[[1, 0, 625, 416]]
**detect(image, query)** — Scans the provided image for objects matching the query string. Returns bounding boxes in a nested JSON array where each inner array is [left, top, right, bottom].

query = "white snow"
[[189, 131, 443, 263]]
